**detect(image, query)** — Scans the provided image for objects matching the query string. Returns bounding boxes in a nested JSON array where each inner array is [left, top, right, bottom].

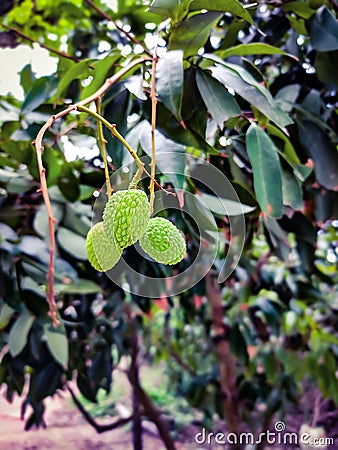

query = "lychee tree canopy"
[[0, 0, 337, 433]]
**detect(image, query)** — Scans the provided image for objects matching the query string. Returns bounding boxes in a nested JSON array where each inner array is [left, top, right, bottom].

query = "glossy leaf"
[[218, 43, 292, 59], [9, 310, 34, 357], [246, 124, 283, 217], [197, 192, 256, 217], [0, 303, 15, 329], [57, 227, 87, 261], [169, 12, 222, 56], [81, 54, 121, 99], [156, 50, 184, 121], [190, 0, 253, 24], [44, 323, 68, 368], [307, 6, 338, 51], [55, 59, 92, 98], [196, 69, 241, 128], [206, 56, 293, 129]]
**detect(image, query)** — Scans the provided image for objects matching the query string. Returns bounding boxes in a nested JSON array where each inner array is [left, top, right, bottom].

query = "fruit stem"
[[149, 47, 159, 215], [76, 105, 175, 196], [95, 98, 112, 198]]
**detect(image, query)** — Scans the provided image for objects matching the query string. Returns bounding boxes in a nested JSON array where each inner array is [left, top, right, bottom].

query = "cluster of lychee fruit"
[[86, 189, 186, 272]]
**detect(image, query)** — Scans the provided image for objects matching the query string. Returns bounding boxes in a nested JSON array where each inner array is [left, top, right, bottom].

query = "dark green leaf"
[[58, 164, 80, 202], [20, 64, 36, 94], [0, 303, 15, 329], [9, 310, 34, 357], [43, 323, 68, 368], [307, 6, 338, 51], [169, 12, 222, 56], [206, 57, 293, 129], [21, 76, 58, 115], [156, 50, 184, 121], [274, 84, 301, 113], [190, 0, 253, 24], [297, 119, 338, 190], [57, 227, 87, 261], [282, 1, 316, 19], [281, 168, 303, 210], [245, 124, 283, 217], [139, 121, 186, 189], [55, 59, 92, 98], [196, 69, 241, 128]]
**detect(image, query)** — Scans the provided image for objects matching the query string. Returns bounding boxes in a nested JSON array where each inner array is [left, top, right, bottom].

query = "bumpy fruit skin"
[[86, 222, 122, 272], [103, 189, 150, 249], [139, 217, 186, 265]]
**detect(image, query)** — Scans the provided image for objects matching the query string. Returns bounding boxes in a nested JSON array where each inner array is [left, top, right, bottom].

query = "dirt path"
[[0, 390, 194, 450]]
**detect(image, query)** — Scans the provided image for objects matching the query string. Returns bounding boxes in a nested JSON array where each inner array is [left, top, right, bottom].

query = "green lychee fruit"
[[103, 189, 150, 249], [86, 222, 122, 272], [139, 217, 186, 265]]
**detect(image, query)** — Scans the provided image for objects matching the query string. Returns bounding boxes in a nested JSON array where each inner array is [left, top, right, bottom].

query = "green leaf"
[[274, 84, 300, 113], [282, 1, 316, 19], [33, 202, 64, 238], [81, 54, 121, 99], [139, 121, 186, 189], [148, 0, 180, 16], [0, 303, 15, 329], [265, 123, 300, 167], [58, 164, 80, 202], [44, 324, 68, 368], [197, 192, 256, 216], [205, 56, 293, 129], [169, 12, 222, 56], [55, 59, 93, 98], [54, 279, 102, 295], [9, 310, 34, 357], [156, 50, 184, 121], [297, 119, 338, 191], [218, 43, 292, 59], [196, 68, 241, 128], [21, 76, 58, 115], [20, 64, 36, 94], [307, 6, 338, 51], [57, 227, 87, 261], [281, 168, 303, 210], [245, 124, 283, 217], [190, 0, 253, 24]]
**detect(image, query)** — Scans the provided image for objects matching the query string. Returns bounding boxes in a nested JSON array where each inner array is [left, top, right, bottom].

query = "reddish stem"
[[34, 57, 148, 327]]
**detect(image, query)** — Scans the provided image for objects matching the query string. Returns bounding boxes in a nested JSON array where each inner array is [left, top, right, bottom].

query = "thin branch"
[[83, 0, 153, 58], [67, 385, 133, 433], [76, 105, 175, 196], [34, 57, 148, 327], [149, 48, 158, 215], [96, 98, 112, 198], [1, 24, 80, 62]]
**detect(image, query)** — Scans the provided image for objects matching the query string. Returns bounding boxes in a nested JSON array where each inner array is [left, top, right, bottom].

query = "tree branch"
[[1, 24, 80, 62], [67, 384, 133, 433], [83, 0, 153, 58]]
